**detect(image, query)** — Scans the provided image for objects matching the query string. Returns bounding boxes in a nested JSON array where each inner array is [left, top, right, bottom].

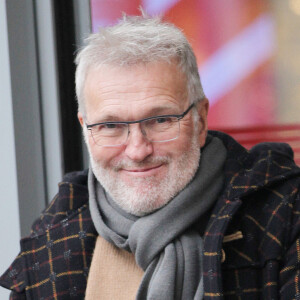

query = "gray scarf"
[[88, 136, 227, 300]]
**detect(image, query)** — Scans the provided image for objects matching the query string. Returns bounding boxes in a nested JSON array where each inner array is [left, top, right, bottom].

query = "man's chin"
[[100, 173, 172, 215], [110, 187, 171, 216], [119, 174, 160, 187]]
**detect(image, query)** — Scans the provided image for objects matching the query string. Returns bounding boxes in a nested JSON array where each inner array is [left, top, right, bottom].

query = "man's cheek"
[[92, 150, 120, 168]]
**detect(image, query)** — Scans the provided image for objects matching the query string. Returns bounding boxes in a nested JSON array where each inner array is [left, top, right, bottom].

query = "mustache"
[[112, 156, 171, 171]]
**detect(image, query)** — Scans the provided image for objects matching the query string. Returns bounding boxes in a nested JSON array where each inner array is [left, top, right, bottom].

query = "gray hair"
[[75, 14, 206, 116]]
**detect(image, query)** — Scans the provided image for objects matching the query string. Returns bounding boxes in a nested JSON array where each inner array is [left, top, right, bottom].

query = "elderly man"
[[1, 15, 300, 300]]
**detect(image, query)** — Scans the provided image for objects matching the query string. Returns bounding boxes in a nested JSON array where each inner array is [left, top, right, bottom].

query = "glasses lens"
[[91, 123, 128, 146], [143, 117, 180, 142]]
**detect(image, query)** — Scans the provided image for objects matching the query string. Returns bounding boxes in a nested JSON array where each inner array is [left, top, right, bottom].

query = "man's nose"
[[124, 124, 153, 162]]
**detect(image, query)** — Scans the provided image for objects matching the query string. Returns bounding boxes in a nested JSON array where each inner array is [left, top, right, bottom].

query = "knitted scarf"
[[88, 136, 227, 299]]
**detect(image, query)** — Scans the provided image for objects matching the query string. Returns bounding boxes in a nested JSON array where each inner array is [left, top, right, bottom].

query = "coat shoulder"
[[0, 169, 96, 298], [31, 170, 89, 236]]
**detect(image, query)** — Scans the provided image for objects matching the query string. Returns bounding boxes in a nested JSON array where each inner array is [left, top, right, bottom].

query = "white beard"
[[87, 132, 201, 216]]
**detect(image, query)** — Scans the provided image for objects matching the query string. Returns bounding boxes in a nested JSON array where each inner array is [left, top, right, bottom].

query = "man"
[[1, 15, 300, 300]]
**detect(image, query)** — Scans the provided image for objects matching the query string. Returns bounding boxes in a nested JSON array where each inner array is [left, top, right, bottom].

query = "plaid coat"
[[1, 131, 300, 299]]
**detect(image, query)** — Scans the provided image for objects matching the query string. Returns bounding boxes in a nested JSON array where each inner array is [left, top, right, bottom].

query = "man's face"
[[78, 61, 208, 215]]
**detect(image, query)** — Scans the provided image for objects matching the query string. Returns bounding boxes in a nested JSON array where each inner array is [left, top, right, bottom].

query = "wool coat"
[[1, 131, 300, 299]]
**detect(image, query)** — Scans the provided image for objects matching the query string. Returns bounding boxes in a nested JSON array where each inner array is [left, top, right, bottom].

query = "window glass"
[[90, 0, 300, 128]]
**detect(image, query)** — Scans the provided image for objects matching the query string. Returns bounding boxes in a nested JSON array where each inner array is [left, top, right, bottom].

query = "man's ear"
[[78, 112, 90, 146], [78, 112, 84, 127], [197, 98, 209, 148]]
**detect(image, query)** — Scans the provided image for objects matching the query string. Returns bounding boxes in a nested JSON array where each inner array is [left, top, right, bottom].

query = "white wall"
[[0, 1, 21, 298], [0, 1, 65, 297]]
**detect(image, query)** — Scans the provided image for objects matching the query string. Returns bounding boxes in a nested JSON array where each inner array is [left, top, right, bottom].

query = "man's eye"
[[156, 117, 169, 123], [93, 123, 119, 132], [105, 123, 117, 129]]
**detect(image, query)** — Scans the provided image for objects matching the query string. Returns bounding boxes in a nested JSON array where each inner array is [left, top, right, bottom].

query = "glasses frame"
[[86, 103, 195, 147]]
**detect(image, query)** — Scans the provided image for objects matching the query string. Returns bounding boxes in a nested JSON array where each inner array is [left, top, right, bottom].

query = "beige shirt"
[[85, 235, 144, 300]]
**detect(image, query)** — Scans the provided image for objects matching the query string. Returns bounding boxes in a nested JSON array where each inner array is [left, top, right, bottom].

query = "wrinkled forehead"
[[84, 59, 187, 93], [83, 61, 189, 121]]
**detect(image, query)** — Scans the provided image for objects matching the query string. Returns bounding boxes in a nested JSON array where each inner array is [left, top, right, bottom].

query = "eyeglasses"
[[86, 103, 195, 147]]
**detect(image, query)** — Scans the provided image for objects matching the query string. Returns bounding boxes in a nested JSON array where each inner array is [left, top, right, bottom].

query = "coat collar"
[[209, 130, 300, 201]]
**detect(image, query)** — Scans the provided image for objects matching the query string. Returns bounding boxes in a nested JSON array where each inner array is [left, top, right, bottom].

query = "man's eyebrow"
[[146, 106, 179, 116], [95, 115, 123, 123], [95, 106, 179, 123]]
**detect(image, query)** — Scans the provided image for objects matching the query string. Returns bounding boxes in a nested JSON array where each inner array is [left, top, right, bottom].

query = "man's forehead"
[[87, 97, 192, 124], [84, 62, 188, 114]]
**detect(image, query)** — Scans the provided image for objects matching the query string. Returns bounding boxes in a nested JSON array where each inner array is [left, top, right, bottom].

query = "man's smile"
[[120, 164, 164, 177]]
